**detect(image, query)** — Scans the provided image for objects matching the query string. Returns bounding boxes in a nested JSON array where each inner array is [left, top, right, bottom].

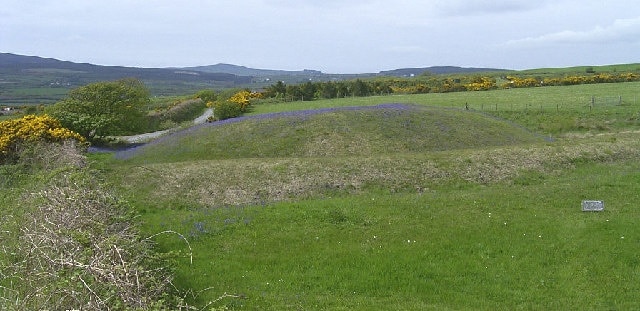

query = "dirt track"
[[117, 108, 213, 143]]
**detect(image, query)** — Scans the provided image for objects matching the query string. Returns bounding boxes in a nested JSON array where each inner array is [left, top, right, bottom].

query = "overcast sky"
[[2, 0, 639, 73]]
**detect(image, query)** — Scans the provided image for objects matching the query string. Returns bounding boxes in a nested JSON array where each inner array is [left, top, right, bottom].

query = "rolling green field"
[[138, 162, 640, 309], [91, 80, 640, 309], [251, 81, 640, 113], [252, 81, 640, 136]]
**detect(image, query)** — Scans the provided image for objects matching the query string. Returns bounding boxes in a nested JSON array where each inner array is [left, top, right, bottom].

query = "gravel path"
[[116, 108, 213, 143], [193, 108, 214, 124]]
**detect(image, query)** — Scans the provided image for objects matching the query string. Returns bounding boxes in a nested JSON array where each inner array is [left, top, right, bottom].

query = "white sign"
[[582, 200, 604, 212]]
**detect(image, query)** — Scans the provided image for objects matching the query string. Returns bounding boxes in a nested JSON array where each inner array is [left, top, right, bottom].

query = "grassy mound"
[[116, 104, 547, 163]]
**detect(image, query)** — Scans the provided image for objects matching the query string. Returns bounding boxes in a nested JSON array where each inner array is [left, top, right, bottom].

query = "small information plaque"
[[582, 200, 604, 212]]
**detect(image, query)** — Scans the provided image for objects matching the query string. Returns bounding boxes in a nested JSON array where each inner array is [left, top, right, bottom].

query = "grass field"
[[250, 82, 640, 114], [139, 161, 640, 310], [251, 82, 640, 136], [93, 81, 640, 309]]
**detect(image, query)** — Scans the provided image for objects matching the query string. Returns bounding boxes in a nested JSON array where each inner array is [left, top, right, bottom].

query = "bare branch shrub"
[[17, 140, 88, 170], [0, 169, 177, 310]]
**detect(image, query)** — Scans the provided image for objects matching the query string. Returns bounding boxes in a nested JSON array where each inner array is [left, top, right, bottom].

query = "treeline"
[[260, 72, 640, 101]]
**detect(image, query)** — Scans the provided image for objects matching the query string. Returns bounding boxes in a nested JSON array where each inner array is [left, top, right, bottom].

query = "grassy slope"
[[101, 81, 640, 309], [118, 104, 545, 163]]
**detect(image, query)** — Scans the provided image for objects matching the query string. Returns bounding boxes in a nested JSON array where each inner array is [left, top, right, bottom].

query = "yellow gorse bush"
[[503, 72, 640, 88], [0, 114, 85, 157], [229, 90, 263, 110]]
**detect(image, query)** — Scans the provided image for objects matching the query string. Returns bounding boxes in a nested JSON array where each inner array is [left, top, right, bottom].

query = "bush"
[[46, 78, 150, 140], [0, 115, 85, 164], [211, 100, 243, 120], [195, 89, 217, 103], [164, 99, 207, 124], [0, 144, 183, 310]]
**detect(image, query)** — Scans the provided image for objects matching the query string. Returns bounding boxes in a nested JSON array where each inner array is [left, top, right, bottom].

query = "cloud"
[[264, 0, 378, 9], [505, 16, 640, 47], [385, 45, 429, 53], [434, 0, 551, 16]]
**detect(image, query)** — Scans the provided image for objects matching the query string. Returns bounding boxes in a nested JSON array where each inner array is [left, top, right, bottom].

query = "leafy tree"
[[319, 81, 338, 99], [286, 84, 303, 101], [264, 81, 287, 98], [300, 82, 317, 101], [47, 78, 150, 140], [195, 89, 217, 104], [351, 79, 371, 97], [336, 82, 351, 98]]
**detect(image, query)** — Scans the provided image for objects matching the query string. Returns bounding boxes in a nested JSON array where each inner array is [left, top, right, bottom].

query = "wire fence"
[[464, 95, 638, 112]]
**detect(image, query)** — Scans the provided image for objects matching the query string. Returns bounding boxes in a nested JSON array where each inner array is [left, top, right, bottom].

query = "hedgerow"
[[260, 71, 640, 101], [0, 126, 195, 310], [0, 142, 199, 310]]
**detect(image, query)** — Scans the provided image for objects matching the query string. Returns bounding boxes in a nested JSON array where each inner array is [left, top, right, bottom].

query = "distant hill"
[[0, 53, 250, 84], [378, 66, 508, 77], [0, 53, 69, 66], [183, 63, 323, 77], [185, 63, 508, 77], [0, 53, 252, 104], [0, 52, 509, 105]]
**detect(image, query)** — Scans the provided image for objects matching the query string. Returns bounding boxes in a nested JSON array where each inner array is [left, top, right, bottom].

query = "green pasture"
[[4, 64, 640, 310], [520, 63, 640, 75], [252, 81, 640, 114], [139, 160, 640, 310], [0, 87, 69, 105], [97, 79, 640, 309], [252, 82, 640, 136]]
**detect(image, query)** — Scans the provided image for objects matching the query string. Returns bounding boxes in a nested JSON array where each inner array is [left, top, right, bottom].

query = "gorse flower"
[[228, 90, 262, 111], [0, 114, 85, 162]]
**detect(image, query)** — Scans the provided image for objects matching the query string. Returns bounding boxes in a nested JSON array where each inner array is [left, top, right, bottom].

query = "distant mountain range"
[[0, 53, 250, 84], [0, 52, 507, 80], [379, 66, 508, 76], [182, 63, 507, 77], [0, 53, 253, 104], [0, 52, 507, 104], [182, 63, 325, 77]]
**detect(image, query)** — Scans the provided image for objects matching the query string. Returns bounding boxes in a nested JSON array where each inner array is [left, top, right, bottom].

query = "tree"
[[286, 84, 303, 101], [47, 78, 150, 141], [351, 79, 371, 97], [300, 82, 317, 101], [264, 81, 287, 98], [195, 89, 217, 104], [319, 81, 338, 99]]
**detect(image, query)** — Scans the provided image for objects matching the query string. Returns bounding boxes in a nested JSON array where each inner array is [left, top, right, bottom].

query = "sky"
[[1, 0, 640, 73]]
